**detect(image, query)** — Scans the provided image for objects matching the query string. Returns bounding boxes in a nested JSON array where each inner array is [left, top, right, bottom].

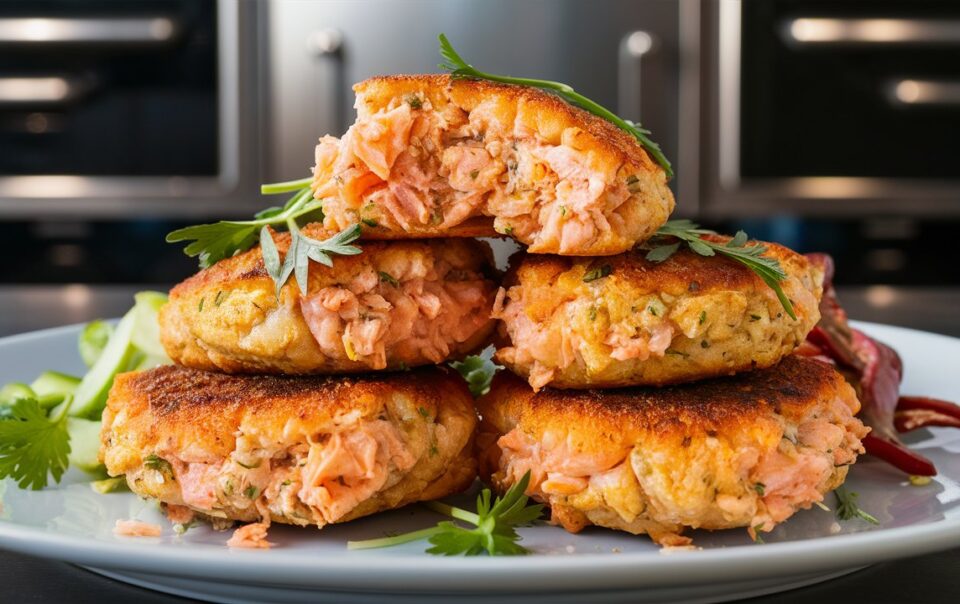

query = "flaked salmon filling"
[[113, 519, 162, 537], [299, 251, 493, 369], [487, 392, 867, 543], [162, 419, 418, 527], [493, 286, 679, 390], [313, 97, 644, 253], [494, 282, 805, 391]]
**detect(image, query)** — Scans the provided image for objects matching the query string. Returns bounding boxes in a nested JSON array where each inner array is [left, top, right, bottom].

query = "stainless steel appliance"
[[0, 0, 262, 218], [2, 0, 958, 285], [700, 0, 960, 217]]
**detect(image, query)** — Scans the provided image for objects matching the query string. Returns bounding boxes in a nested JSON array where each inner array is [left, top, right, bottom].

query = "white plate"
[[1, 321, 959, 604]]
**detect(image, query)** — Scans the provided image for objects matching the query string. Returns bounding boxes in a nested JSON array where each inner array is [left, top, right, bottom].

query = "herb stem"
[[261, 177, 313, 195], [424, 500, 480, 525], [347, 526, 443, 550]]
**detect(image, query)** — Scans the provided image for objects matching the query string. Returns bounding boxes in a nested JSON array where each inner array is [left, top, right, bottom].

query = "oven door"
[[703, 0, 960, 217], [0, 0, 261, 218]]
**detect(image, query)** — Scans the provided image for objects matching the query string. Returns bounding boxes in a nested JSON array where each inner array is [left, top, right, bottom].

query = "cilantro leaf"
[[0, 398, 71, 490]]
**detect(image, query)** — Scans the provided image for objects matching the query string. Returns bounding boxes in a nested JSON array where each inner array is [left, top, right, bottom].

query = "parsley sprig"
[[438, 34, 672, 178], [167, 179, 363, 294], [0, 397, 72, 490], [348, 472, 543, 556], [834, 486, 879, 525], [646, 220, 797, 320], [166, 185, 323, 269]]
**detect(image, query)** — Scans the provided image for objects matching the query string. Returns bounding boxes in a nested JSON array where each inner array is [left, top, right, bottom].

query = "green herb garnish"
[[582, 264, 612, 283], [168, 176, 363, 294], [260, 222, 362, 296], [450, 350, 501, 397], [348, 471, 543, 556], [0, 397, 72, 490], [646, 220, 796, 320], [834, 486, 879, 524], [438, 34, 672, 178], [379, 271, 400, 287], [166, 184, 323, 269], [144, 454, 173, 475]]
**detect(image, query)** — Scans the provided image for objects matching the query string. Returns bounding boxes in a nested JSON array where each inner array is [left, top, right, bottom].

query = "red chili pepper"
[[862, 433, 937, 476], [804, 252, 959, 476], [895, 396, 960, 432]]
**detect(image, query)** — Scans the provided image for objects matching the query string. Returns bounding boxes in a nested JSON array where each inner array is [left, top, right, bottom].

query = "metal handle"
[[306, 27, 343, 57], [0, 17, 179, 45], [618, 31, 656, 123], [0, 76, 77, 104], [888, 79, 960, 106], [783, 18, 960, 46], [307, 27, 348, 138]]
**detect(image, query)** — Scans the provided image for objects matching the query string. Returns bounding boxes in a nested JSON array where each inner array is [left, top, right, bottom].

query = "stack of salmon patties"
[[101, 74, 868, 547]]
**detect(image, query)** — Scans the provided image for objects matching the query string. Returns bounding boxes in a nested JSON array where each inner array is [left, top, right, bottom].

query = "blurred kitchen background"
[[1, 0, 958, 335]]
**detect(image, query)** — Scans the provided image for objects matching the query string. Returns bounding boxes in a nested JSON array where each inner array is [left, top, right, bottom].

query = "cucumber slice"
[[70, 309, 137, 419], [132, 353, 170, 371], [78, 320, 114, 368], [67, 417, 105, 475], [0, 382, 35, 406], [30, 370, 81, 398], [91, 476, 128, 494], [131, 291, 169, 360]]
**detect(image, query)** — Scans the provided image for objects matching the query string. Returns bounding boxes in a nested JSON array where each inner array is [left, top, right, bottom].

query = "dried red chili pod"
[[862, 433, 937, 476], [895, 396, 960, 432]]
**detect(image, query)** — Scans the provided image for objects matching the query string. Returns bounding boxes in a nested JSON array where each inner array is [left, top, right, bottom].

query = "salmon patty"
[[493, 237, 824, 390], [312, 75, 674, 256], [101, 366, 477, 530], [160, 230, 498, 374], [477, 356, 868, 545]]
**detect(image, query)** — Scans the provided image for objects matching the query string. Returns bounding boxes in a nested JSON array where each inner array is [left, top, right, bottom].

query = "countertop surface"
[[1, 284, 958, 604]]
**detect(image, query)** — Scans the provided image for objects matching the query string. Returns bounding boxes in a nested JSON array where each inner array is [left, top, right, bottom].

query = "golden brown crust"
[[477, 357, 867, 543], [101, 365, 478, 527], [494, 235, 824, 388], [355, 75, 664, 177], [503, 235, 816, 307], [160, 229, 498, 374], [479, 356, 855, 447]]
